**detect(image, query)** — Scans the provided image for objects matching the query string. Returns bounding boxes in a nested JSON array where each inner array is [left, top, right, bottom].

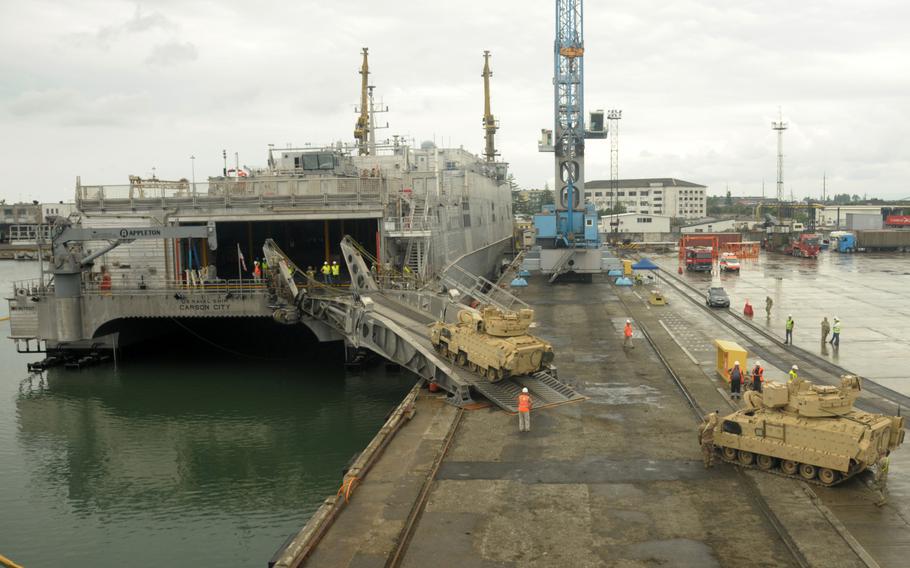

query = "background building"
[[583, 178, 707, 219], [599, 213, 671, 234]]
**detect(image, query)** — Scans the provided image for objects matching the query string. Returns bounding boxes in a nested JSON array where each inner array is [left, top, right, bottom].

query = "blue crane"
[[535, 0, 606, 271]]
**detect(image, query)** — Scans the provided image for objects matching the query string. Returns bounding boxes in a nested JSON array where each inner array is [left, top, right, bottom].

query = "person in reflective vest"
[[729, 361, 743, 400], [751, 361, 764, 393], [788, 365, 799, 383], [253, 261, 261, 282], [785, 315, 795, 344], [331, 260, 341, 282], [517, 387, 532, 432], [321, 261, 331, 284], [99, 266, 112, 294], [829, 317, 841, 347], [623, 319, 634, 349]]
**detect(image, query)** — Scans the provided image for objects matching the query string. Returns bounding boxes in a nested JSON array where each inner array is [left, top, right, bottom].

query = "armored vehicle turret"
[[701, 375, 904, 485], [429, 307, 554, 382]]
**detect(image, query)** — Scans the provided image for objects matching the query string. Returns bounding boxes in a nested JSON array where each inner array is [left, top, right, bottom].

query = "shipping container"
[[855, 230, 910, 250], [846, 213, 883, 231]]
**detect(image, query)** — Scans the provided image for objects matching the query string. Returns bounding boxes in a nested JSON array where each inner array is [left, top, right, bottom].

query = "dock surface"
[[290, 272, 910, 567]]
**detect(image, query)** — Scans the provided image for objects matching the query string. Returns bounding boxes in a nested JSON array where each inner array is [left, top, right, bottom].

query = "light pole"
[[190, 155, 196, 196]]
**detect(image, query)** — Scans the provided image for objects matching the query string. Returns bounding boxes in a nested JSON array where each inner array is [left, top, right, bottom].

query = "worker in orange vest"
[[751, 361, 764, 393], [99, 266, 112, 294], [623, 319, 634, 349], [517, 387, 532, 432]]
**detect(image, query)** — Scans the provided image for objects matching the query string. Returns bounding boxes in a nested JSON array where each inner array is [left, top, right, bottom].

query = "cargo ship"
[[7, 50, 514, 359]]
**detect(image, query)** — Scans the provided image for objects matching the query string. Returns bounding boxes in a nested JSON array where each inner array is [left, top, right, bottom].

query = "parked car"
[[706, 286, 730, 308], [719, 254, 740, 272]]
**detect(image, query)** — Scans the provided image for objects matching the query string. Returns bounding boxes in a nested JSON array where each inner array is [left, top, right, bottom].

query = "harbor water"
[[0, 261, 416, 567]]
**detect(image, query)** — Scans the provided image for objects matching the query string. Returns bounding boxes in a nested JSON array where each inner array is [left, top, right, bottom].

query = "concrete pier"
[[280, 267, 910, 567]]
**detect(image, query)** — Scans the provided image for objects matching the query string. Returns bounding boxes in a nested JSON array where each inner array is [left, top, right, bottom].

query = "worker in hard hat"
[[751, 361, 764, 393], [517, 387, 532, 432], [830, 317, 841, 347], [788, 365, 799, 383], [321, 261, 331, 284], [785, 314, 795, 344], [821, 316, 831, 343], [729, 361, 743, 400], [623, 319, 634, 349], [331, 260, 341, 283]]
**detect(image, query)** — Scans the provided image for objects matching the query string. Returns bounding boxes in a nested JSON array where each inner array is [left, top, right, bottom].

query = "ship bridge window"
[[722, 420, 742, 435], [318, 153, 336, 170], [302, 154, 319, 170]]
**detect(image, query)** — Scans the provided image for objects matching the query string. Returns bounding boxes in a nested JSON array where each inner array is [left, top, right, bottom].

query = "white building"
[[681, 219, 740, 233], [584, 178, 707, 219], [817, 205, 886, 228], [41, 202, 76, 220], [599, 213, 671, 234]]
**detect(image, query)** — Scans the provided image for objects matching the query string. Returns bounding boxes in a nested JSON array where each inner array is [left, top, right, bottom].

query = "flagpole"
[[237, 243, 243, 296]]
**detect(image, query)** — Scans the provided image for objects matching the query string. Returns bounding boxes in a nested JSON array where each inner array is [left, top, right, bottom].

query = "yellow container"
[[622, 259, 634, 276], [714, 339, 748, 383]]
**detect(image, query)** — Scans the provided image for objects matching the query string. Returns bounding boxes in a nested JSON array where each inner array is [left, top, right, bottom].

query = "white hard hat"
[[626, 319, 631, 323], [522, 387, 529, 393], [734, 361, 740, 366], [788, 313, 792, 317], [792, 365, 798, 370], [834, 316, 839, 321], [755, 361, 761, 366]]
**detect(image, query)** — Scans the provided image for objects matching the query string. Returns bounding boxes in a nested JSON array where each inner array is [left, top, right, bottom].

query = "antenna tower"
[[771, 108, 788, 202], [482, 50, 499, 162]]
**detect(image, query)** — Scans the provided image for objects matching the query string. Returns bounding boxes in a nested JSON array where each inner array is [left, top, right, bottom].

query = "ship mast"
[[354, 48, 370, 155], [482, 50, 498, 162]]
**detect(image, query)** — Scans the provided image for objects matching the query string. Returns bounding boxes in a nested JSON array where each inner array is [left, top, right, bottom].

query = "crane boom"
[[354, 48, 370, 155], [482, 50, 498, 162]]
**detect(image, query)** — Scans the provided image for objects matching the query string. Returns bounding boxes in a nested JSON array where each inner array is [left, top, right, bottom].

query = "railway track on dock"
[[614, 290, 880, 568], [656, 265, 910, 417]]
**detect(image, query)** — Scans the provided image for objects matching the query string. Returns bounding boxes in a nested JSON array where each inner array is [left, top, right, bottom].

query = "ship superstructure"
[[7, 51, 513, 357]]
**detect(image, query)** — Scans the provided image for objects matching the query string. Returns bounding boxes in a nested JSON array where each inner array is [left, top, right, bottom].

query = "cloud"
[[70, 5, 176, 50], [145, 41, 198, 66], [6, 89, 150, 127]]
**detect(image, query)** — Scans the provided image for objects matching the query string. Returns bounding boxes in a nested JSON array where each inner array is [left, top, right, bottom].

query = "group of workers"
[[729, 361, 806, 398], [766, 299, 843, 348], [726, 360, 769, 399], [319, 261, 342, 284]]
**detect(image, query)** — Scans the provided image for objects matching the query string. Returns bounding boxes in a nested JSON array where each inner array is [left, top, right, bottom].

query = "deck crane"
[[534, 0, 607, 281], [482, 50, 499, 162], [48, 219, 217, 342], [354, 47, 371, 155]]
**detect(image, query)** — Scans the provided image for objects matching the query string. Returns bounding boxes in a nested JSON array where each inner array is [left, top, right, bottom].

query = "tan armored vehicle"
[[701, 375, 904, 485], [429, 307, 554, 382]]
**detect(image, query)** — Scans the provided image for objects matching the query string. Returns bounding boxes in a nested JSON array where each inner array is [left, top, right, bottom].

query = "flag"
[[237, 243, 247, 271]]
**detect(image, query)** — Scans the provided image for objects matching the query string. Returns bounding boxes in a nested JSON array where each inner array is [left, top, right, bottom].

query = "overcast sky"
[[2, 0, 908, 203]]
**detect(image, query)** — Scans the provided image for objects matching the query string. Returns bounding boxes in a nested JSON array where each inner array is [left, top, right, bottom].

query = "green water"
[[0, 261, 416, 567]]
